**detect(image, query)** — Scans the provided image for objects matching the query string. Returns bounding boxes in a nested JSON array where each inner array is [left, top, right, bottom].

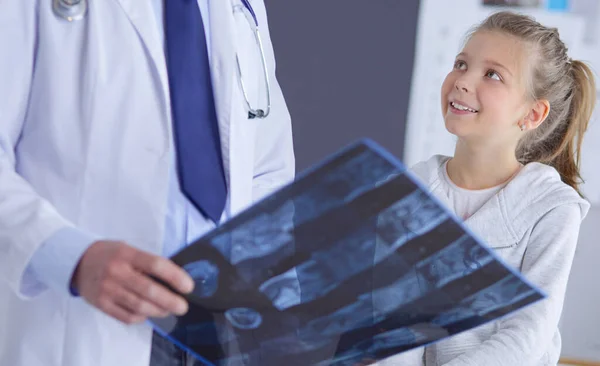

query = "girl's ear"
[[523, 99, 550, 130]]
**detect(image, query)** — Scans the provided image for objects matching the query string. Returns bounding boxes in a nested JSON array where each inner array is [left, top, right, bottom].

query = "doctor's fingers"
[[129, 250, 195, 296], [97, 294, 146, 325], [103, 279, 170, 319], [118, 265, 189, 316]]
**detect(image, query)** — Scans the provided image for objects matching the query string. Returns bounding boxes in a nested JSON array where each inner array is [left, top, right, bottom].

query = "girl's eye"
[[454, 60, 467, 70], [486, 70, 501, 81]]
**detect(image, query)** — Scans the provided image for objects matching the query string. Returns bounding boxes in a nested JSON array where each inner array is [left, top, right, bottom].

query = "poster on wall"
[[482, 0, 542, 6]]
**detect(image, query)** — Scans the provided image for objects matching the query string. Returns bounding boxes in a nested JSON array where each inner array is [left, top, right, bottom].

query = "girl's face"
[[441, 31, 532, 147]]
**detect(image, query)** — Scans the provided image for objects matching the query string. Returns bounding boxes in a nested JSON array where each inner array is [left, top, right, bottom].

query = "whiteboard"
[[404, 0, 600, 202]]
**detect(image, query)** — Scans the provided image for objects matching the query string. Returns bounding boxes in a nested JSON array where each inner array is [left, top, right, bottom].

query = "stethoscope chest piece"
[[53, 0, 87, 21]]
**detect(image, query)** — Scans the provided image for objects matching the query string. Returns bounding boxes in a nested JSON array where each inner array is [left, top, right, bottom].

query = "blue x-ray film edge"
[[147, 318, 216, 366]]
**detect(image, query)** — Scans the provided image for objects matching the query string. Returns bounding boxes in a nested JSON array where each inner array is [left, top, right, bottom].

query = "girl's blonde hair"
[[470, 11, 596, 196]]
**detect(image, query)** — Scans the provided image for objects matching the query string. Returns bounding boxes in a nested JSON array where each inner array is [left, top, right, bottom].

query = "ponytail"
[[542, 60, 596, 196]]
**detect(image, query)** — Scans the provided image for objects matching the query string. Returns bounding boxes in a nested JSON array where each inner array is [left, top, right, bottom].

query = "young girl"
[[383, 10, 596, 366]]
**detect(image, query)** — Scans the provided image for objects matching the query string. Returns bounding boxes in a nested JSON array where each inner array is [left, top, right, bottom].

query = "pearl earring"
[[519, 124, 526, 131]]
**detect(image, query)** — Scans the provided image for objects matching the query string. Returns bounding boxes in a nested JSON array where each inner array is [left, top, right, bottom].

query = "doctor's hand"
[[72, 240, 195, 324]]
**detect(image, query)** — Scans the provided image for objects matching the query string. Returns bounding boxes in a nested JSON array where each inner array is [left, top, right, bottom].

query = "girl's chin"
[[444, 118, 470, 137]]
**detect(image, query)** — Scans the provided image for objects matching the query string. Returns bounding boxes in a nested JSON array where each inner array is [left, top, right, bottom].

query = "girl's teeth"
[[451, 102, 477, 113]]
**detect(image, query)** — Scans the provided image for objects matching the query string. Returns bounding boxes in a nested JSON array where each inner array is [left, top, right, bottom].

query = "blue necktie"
[[165, 0, 227, 223]]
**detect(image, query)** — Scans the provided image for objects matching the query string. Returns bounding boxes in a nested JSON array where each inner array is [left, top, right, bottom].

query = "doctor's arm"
[[249, 0, 295, 201], [0, 1, 81, 300], [0, 3, 192, 324], [440, 203, 582, 366]]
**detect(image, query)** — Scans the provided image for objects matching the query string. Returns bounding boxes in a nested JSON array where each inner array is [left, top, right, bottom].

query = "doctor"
[[0, 0, 294, 365]]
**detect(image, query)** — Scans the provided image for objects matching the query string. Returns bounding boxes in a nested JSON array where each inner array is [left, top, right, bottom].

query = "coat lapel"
[[113, 0, 171, 139], [208, 0, 236, 187]]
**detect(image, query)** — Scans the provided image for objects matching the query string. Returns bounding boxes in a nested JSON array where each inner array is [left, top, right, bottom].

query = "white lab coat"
[[0, 0, 294, 365]]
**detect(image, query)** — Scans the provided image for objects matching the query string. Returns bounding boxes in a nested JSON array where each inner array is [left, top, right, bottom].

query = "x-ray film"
[[150, 140, 545, 366]]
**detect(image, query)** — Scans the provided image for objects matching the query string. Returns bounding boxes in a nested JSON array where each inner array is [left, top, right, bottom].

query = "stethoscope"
[[52, 0, 271, 119], [52, 0, 87, 21]]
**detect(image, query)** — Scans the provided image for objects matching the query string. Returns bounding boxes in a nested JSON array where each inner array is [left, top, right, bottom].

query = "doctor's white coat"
[[0, 0, 294, 365]]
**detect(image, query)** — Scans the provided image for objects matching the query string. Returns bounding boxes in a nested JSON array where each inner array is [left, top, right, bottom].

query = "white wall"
[[560, 206, 600, 361]]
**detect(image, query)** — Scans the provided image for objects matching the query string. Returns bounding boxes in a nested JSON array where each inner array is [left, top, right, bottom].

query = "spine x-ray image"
[[149, 140, 545, 366]]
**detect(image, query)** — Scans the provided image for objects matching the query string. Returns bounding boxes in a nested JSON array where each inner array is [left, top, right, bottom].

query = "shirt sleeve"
[[25, 227, 98, 297]]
